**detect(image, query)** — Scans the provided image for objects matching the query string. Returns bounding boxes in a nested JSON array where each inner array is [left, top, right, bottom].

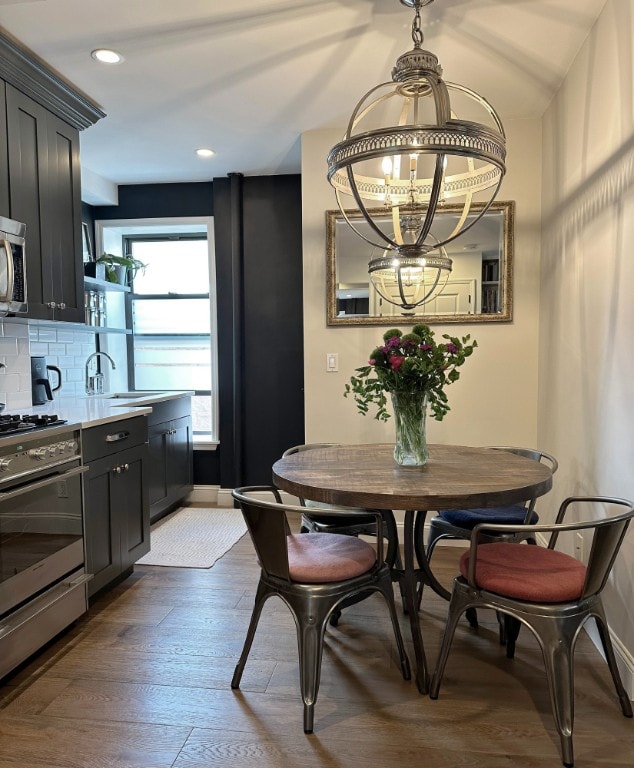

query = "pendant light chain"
[[411, 2, 424, 48]]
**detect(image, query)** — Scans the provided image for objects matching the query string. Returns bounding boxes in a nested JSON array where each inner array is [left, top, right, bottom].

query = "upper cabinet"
[[0, 29, 105, 323], [6, 85, 83, 322], [0, 80, 8, 215]]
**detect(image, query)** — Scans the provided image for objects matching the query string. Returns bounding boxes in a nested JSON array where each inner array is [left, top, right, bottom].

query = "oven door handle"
[[0, 465, 88, 501], [0, 456, 84, 485]]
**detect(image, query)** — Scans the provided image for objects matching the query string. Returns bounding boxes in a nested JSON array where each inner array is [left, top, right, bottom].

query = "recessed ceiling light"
[[196, 148, 216, 158], [91, 49, 124, 65]]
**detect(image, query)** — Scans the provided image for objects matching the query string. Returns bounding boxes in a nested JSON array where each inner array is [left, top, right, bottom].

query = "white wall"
[[540, 0, 634, 680], [301, 118, 543, 450]]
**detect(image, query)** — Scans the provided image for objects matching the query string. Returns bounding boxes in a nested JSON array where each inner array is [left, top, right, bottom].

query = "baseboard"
[[187, 485, 219, 504], [188, 485, 297, 507]]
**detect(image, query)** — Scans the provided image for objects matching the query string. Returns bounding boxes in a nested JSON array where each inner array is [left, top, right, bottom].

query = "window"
[[95, 217, 217, 444], [126, 235, 213, 439]]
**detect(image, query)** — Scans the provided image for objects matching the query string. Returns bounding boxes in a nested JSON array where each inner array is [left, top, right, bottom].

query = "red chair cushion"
[[459, 543, 587, 602], [287, 533, 377, 583]]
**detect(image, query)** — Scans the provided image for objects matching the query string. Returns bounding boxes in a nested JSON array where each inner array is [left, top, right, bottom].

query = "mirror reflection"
[[327, 201, 514, 326]]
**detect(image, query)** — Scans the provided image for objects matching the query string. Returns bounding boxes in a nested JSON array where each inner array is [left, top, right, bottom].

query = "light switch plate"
[[326, 352, 339, 372]]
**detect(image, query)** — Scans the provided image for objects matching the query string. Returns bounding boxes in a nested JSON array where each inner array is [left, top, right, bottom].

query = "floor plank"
[[0, 531, 631, 767]]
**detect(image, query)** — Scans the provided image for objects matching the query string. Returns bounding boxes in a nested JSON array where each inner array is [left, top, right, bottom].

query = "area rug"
[[136, 506, 247, 568]]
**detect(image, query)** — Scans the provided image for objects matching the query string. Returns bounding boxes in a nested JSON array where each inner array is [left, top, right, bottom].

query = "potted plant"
[[97, 253, 147, 285]]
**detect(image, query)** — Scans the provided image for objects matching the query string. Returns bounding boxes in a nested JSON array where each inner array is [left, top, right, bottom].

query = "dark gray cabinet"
[[0, 80, 8, 216], [147, 397, 193, 523], [5, 84, 84, 323], [83, 416, 150, 598]]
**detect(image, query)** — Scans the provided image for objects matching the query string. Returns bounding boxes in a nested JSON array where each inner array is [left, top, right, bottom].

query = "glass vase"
[[390, 391, 429, 466]]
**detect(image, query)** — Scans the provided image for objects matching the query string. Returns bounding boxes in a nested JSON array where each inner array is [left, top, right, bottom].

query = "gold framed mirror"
[[326, 200, 514, 326]]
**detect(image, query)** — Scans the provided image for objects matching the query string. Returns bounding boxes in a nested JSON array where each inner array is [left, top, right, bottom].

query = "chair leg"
[[297, 616, 328, 733], [232, 580, 269, 689], [533, 615, 578, 768], [376, 579, 411, 681], [593, 608, 633, 718], [465, 606, 479, 629], [382, 511, 400, 569], [429, 585, 472, 699], [285, 592, 334, 734], [505, 615, 522, 658], [497, 611, 507, 644]]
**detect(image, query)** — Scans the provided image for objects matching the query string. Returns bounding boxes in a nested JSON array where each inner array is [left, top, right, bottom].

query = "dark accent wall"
[[95, 183, 214, 221], [214, 174, 305, 487], [90, 176, 304, 488]]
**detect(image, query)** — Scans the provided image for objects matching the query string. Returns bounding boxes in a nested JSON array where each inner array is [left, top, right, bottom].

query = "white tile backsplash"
[[0, 337, 18, 356], [0, 321, 98, 408]]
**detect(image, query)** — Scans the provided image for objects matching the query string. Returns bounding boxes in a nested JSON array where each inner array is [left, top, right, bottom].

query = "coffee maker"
[[30, 356, 62, 405]]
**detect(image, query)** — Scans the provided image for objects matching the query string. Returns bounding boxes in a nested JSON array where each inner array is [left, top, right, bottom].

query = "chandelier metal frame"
[[326, 0, 506, 310]]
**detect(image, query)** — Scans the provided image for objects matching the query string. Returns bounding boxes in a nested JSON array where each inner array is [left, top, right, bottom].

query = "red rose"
[[389, 355, 405, 371]]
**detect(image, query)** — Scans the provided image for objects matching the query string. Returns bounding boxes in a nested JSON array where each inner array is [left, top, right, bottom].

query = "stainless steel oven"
[[0, 418, 90, 680]]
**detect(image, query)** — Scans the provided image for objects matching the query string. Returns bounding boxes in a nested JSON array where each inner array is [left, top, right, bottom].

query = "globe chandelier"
[[368, 215, 451, 311], [326, 0, 506, 310]]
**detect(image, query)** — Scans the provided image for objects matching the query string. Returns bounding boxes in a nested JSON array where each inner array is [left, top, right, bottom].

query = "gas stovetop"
[[0, 414, 67, 435]]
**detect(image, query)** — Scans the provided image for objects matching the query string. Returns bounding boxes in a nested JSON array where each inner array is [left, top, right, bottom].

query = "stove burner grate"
[[0, 414, 67, 434]]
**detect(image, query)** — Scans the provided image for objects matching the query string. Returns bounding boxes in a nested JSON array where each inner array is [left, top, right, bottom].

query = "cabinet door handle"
[[113, 466, 122, 474], [123, 463, 129, 472], [47, 301, 57, 309], [106, 431, 130, 443], [58, 302, 66, 310]]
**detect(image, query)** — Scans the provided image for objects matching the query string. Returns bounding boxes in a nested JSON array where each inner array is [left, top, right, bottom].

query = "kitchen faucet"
[[85, 352, 116, 395]]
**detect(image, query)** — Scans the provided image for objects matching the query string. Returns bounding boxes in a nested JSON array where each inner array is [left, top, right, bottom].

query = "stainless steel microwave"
[[0, 216, 27, 315]]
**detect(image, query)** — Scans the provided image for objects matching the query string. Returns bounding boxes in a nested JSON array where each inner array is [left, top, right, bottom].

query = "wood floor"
[[0, 530, 631, 767]]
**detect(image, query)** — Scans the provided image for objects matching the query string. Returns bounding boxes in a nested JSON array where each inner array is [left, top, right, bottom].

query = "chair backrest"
[[489, 446, 558, 514], [232, 486, 295, 582], [470, 496, 634, 600], [489, 446, 559, 474], [282, 443, 337, 457], [233, 485, 385, 582], [550, 496, 634, 598], [280, 444, 338, 507]]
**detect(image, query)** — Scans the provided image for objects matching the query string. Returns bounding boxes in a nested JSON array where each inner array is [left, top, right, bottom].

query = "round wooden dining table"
[[272, 443, 554, 694]]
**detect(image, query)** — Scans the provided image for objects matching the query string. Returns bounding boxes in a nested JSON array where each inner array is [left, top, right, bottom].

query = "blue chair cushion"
[[437, 505, 538, 529]]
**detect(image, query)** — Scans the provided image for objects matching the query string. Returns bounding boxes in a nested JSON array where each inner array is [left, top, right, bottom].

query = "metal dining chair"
[[419, 446, 558, 640], [282, 444, 400, 563], [282, 443, 403, 623], [231, 485, 411, 733], [430, 496, 634, 768]]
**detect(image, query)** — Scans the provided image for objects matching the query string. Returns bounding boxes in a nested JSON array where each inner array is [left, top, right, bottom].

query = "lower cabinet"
[[147, 397, 193, 523], [83, 416, 150, 598]]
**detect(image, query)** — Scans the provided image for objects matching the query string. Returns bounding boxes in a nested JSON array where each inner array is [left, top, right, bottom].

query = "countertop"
[[20, 391, 194, 429]]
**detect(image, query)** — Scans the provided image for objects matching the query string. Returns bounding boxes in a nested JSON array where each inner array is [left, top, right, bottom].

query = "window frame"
[[95, 217, 218, 446]]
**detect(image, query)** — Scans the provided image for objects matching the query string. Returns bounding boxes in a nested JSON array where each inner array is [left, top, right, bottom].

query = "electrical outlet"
[[574, 531, 584, 561]]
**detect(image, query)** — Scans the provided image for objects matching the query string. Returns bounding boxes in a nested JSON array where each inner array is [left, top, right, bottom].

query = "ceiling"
[[0, 0, 606, 202]]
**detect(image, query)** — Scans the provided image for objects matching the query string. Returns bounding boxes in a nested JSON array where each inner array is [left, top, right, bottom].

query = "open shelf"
[[84, 276, 130, 293]]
